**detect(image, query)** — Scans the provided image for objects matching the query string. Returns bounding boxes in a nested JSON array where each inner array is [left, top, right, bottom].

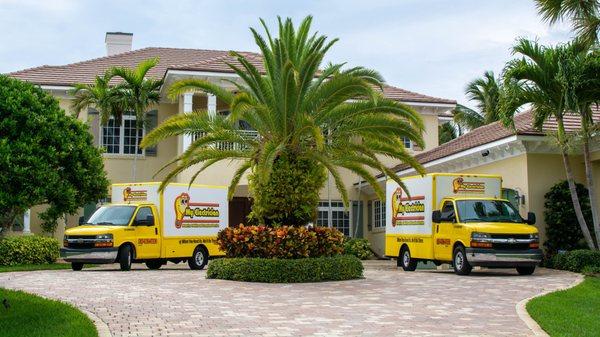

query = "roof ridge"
[[6, 64, 56, 76], [383, 83, 455, 103]]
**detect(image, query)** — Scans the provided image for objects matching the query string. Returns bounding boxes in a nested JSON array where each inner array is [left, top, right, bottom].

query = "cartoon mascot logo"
[[123, 187, 147, 201], [391, 187, 403, 220], [391, 187, 425, 227], [174, 193, 190, 228], [452, 177, 485, 194], [173, 193, 220, 229]]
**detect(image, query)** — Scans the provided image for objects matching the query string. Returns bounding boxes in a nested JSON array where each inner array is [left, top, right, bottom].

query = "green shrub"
[[217, 224, 344, 258], [0, 235, 60, 266], [344, 238, 373, 260], [544, 181, 594, 254], [207, 255, 363, 283], [551, 250, 600, 273]]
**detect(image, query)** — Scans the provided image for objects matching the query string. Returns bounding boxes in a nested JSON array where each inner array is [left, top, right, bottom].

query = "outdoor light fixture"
[[481, 150, 490, 157]]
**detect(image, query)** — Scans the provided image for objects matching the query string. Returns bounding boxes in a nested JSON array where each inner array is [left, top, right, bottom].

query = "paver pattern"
[[0, 261, 578, 337]]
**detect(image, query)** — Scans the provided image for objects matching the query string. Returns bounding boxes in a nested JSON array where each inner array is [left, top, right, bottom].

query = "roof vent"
[[105, 32, 133, 56]]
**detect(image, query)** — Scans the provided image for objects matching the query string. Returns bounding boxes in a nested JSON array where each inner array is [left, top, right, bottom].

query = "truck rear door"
[[132, 206, 161, 259]]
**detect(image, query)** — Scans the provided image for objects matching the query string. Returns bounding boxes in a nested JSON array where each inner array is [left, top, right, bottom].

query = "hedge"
[[550, 250, 600, 273], [217, 225, 344, 258], [207, 255, 363, 283], [0, 235, 60, 266], [344, 238, 373, 260]]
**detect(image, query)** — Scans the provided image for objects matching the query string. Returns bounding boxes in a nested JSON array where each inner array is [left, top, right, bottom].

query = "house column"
[[182, 92, 194, 152], [207, 94, 217, 117], [23, 209, 31, 234]]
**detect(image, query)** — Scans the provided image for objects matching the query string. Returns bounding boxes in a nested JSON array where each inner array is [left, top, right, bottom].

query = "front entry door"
[[132, 207, 160, 258], [434, 200, 455, 261]]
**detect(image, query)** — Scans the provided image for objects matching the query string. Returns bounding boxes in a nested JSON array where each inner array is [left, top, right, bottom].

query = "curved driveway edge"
[[0, 262, 580, 336], [83, 309, 113, 337], [515, 274, 584, 336]]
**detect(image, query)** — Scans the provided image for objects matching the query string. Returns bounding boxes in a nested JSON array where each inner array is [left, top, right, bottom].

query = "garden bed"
[[207, 255, 363, 283]]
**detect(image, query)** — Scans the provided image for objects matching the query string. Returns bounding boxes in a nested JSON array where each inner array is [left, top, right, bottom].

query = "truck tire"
[[145, 260, 163, 270], [119, 245, 132, 271], [516, 266, 536, 275], [453, 246, 472, 275], [71, 262, 84, 271], [188, 246, 208, 270], [399, 246, 418, 271]]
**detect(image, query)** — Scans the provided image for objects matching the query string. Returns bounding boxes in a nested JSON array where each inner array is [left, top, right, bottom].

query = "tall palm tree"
[[503, 38, 597, 249], [70, 71, 126, 124], [110, 58, 163, 181], [535, 0, 600, 46], [141, 16, 425, 226]]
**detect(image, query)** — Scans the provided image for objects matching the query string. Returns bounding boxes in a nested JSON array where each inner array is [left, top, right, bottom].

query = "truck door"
[[434, 200, 455, 261], [132, 206, 161, 259]]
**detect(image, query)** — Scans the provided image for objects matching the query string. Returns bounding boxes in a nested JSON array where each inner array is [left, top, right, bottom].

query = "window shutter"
[[145, 110, 158, 156], [88, 108, 100, 147]]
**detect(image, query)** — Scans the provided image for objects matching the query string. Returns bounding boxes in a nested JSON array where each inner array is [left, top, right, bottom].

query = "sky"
[[0, 0, 574, 108]]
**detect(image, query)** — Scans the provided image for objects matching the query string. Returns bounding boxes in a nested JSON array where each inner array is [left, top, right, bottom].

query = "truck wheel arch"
[[118, 242, 137, 260], [195, 244, 209, 257]]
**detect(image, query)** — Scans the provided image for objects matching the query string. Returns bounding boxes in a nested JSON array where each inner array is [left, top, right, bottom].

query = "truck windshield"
[[86, 206, 136, 226], [456, 200, 524, 223]]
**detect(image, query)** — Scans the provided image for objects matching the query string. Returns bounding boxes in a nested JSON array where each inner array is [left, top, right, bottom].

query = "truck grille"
[[490, 234, 531, 239], [492, 243, 530, 250], [64, 235, 96, 249]]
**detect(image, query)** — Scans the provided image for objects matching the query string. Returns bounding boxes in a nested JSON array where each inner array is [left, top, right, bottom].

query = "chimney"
[[105, 32, 133, 56]]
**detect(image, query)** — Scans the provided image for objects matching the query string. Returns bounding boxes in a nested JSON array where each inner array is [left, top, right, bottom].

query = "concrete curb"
[[515, 273, 584, 336], [82, 309, 112, 337]]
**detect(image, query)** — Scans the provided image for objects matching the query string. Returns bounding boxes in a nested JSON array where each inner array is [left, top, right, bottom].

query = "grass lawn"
[[527, 277, 600, 337], [0, 288, 97, 337], [0, 263, 95, 273]]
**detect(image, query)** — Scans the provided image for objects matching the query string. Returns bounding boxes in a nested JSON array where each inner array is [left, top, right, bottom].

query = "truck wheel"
[[145, 260, 163, 270], [516, 266, 536, 275], [399, 246, 418, 271], [188, 246, 208, 270], [453, 246, 472, 275], [119, 245, 132, 271], [71, 262, 84, 271]]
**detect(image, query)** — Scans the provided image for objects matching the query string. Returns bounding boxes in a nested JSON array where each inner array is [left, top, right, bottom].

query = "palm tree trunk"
[[557, 118, 597, 249], [582, 133, 600, 248], [132, 126, 138, 181]]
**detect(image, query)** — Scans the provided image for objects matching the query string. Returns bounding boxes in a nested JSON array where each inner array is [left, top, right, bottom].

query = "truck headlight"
[[94, 234, 113, 247], [96, 234, 113, 240], [529, 233, 539, 241], [471, 232, 490, 240]]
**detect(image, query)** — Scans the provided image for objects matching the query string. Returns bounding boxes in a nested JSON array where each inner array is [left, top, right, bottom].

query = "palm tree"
[[70, 71, 126, 124], [141, 16, 425, 226], [535, 0, 600, 46], [110, 58, 163, 181], [503, 38, 597, 249]]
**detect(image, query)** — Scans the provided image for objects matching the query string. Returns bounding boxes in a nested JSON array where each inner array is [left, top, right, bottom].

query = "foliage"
[[438, 122, 458, 145], [343, 238, 373, 260], [0, 288, 98, 337], [544, 181, 594, 254], [217, 224, 344, 258], [141, 16, 424, 226], [70, 71, 128, 124], [536, 0, 600, 46], [248, 153, 326, 225], [550, 249, 600, 272], [0, 75, 109, 233], [0, 236, 60, 266], [206, 255, 363, 283], [527, 277, 600, 337]]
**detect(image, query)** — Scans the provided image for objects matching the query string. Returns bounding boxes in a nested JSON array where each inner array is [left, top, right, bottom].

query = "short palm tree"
[[70, 72, 126, 124], [110, 58, 163, 180], [503, 38, 597, 249], [141, 16, 425, 226]]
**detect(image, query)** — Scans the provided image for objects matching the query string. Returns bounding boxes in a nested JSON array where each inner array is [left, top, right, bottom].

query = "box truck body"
[[61, 182, 228, 271]]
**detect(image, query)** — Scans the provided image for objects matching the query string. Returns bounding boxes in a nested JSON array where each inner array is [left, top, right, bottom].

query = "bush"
[[217, 224, 344, 258], [344, 238, 373, 260], [0, 235, 60, 266], [550, 250, 600, 273], [544, 181, 594, 254], [207, 255, 363, 283]]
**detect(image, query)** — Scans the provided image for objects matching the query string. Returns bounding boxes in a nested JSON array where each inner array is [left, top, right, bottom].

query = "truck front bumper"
[[465, 248, 543, 267], [60, 247, 118, 263]]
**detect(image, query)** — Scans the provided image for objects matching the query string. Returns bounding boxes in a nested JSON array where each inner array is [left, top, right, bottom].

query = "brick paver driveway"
[[0, 261, 579, 337]]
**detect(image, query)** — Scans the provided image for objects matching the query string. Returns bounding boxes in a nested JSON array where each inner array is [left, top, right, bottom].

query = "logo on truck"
[[123, 187, 148, 201], [452, 177, 485, 194], [391, 188, 425, 226], [174, 193, 220, 229]]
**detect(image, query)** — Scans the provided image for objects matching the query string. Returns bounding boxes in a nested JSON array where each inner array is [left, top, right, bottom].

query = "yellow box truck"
[[386, 173, 542, 275], [60, 182, 228, 271]]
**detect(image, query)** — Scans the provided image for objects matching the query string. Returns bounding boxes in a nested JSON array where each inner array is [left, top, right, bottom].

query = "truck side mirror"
[[432, 210, 441, 223], [78, 216, 85, 225], [527, 212, 536, 225]]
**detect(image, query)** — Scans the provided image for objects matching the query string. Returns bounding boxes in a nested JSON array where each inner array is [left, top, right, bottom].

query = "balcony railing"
[[192, 130, 259, 151]]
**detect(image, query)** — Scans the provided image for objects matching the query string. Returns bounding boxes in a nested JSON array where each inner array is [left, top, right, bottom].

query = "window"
[[402, 137, 412, 149], [373, 199, 386, 228], [440, 201, 456, 222], [135, 207, 154, 225], [502, 188, 521, 209], [101, 114, 143, 155], [317, 201, 350, 236]]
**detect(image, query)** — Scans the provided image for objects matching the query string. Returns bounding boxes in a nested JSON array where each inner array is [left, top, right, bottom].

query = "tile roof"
[[6, 47, 455, 105], [387, 107, 600, 174]]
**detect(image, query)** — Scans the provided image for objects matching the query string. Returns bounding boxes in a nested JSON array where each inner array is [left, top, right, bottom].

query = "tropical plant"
[[438, 122, 458, 144], [70, 71, 127, 124], [109, 58, 163, 180], [535, 0, 600, 46], [141, 16, 425, 226], [0, 75, 109, 233], [502, 38, 597, 249]]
